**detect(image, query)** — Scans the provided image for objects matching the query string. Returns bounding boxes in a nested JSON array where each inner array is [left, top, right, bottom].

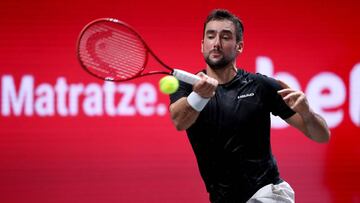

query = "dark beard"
[[204, 51, 236, 70]]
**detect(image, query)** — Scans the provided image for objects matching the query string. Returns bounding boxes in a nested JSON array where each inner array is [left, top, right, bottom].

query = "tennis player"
[[169, 9, 330, 203]]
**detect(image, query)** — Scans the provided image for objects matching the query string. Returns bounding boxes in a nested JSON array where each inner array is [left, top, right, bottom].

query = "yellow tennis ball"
[[159, 75, 179, 94]]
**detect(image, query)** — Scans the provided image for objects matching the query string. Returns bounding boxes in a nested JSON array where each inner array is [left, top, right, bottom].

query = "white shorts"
[[246, 180, 295, 203]]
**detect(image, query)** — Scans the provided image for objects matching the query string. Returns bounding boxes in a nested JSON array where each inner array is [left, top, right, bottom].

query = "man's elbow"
[[313, 129, 331, 143], [169, 102, 196, 131], [170, 113, 192, 131], [172, 119, 190, 131], [175, 124, 187, 131]]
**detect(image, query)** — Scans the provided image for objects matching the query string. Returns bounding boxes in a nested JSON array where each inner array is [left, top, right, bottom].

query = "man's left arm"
[[277, 80, 331, 143]]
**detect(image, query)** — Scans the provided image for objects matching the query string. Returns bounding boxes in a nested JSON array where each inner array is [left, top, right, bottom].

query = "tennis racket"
[[76, 18, 200, 84]]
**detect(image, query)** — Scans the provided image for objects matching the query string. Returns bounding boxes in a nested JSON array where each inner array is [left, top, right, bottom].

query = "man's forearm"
[[301, 110, 331, 143], [169, 97, 200, 131]]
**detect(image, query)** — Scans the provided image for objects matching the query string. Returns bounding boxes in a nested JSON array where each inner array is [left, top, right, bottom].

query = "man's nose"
[[213, 36, 221, 48]]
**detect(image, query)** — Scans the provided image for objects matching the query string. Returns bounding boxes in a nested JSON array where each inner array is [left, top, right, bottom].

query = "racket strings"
[[90, 26, 144, 76], [91, 25, 145, 68], [79, 22, 147, 80]]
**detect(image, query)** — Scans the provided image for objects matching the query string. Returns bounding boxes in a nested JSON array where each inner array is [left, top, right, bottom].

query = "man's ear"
[[201, 39, 204, 53], [237, 41, 244, 53]]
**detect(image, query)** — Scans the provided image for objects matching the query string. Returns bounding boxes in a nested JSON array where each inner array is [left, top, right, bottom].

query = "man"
[[169, 9, 330, 203]]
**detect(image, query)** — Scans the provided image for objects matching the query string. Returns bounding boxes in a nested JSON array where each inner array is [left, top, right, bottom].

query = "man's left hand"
[[277, 80, 311, 116]]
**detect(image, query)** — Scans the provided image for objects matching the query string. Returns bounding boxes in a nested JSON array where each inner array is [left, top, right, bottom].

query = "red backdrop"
[[0, 0, 359, 202]]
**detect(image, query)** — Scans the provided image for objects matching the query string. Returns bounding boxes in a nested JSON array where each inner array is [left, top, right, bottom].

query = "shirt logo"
[[237, 93, 255, 99]]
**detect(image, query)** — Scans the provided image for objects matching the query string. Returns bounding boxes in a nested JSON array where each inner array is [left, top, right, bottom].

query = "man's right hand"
[[193, 72, 218, 98], [169, 72, 218, 131]]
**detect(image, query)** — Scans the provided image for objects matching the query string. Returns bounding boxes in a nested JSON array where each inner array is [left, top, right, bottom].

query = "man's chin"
[[208, 62, 228, 70], [209, 65, 227, 70], [206, 59, 228, 69]]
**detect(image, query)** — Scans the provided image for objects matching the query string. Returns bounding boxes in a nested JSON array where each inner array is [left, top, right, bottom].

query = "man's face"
[[202, 20, 243, 69]]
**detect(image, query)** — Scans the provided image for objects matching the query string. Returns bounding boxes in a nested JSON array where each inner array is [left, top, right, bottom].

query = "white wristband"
[[187, 91, 210, 112]]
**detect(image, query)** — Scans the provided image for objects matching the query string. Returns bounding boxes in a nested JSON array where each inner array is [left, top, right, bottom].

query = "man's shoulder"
[[237, 69, 269, 84], [237, 69, 282, 92]]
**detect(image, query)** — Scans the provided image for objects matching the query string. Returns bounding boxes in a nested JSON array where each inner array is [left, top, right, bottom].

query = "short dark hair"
[[203, 9, 244, 42]]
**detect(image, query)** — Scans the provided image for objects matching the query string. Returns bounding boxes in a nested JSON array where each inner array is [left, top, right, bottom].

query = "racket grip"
[[172, 69, 201, 85]]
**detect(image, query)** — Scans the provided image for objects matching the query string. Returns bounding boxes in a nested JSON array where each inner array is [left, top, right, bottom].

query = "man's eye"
[[222, 35, 230, 40], [207, 35, 215, 39]]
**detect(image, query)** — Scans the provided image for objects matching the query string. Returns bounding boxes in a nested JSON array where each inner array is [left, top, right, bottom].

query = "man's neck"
[[206, 63, 238, 84]]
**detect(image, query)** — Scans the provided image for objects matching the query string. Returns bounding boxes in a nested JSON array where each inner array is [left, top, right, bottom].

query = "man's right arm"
[[169, 97, 201, 131], [169, 72, 218, 131]]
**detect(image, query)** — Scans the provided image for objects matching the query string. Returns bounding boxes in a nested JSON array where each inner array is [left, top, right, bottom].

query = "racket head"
[[76, 18, 149, 82]]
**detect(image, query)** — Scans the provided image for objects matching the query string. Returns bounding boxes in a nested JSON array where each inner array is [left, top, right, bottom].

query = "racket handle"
[[172, 69, 201, 85]]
